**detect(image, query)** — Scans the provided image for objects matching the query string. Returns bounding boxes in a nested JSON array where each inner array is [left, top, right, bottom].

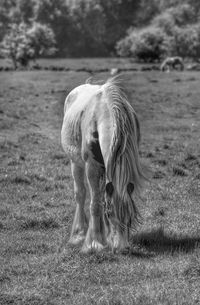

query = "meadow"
[[0, 58, 200, 305]]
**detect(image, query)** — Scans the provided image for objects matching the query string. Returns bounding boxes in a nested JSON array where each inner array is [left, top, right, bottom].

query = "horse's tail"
[[102, 79, 145, 228]]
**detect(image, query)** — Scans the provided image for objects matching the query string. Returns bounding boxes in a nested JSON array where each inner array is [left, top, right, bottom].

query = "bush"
[[170, 4, 196, 26], [116, 27, 137, 57], [1, 22, 56, 69], [170, 25, 200, 59], [116, 26, 169, 62], [150, 4, 199, 59], [152, 11, 175, 36], [152, 3, 196, 35], [1, 23, 33, 68], [27, 23, 56, 58]]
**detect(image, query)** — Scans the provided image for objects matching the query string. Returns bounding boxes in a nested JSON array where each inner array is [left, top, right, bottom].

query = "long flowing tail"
[[102, 78, 145, 229], [104, 79, 144, 191]]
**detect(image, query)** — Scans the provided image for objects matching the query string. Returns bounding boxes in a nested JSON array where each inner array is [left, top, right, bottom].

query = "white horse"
[[160, 56, 184, 72], [61, 78, 145, 253]]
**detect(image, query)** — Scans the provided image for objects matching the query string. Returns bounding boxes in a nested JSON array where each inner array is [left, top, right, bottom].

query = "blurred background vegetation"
[[1, 0, 200, 67]]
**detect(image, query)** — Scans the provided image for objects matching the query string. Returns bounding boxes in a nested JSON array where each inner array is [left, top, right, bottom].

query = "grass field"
[[0, 59, 200, 305], [0, 58, 145, 70]]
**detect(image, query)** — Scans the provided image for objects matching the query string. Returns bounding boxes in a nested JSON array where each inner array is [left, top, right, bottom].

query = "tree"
[[116, 28, 138, 57], [169, 4, 196, 26], [4, 0, 36, 25], [17, 0, 35, 24], [99, 0, 141, 54], [116, 26, 169, 62], [34, 0, 74, 56], [1, 22, 56, 68], [170, 25, 200, 60], [152, 11, 175, 36], [27, 22, 56, 58], [72, 2, 107, 56], [0, 0, 16, 41], [70, 0, 142, 55], [136, 0, 161, 26]]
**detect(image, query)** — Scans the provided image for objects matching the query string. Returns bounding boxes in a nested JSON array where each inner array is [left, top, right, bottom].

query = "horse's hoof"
[[81, 240, 106, 253], [69, 233, 85, 245], [119, 246, 130, 255]]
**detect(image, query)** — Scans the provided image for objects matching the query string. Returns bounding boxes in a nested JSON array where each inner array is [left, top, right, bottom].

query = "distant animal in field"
[[160, 56, 184, 72], [61, 78, 145, 253]]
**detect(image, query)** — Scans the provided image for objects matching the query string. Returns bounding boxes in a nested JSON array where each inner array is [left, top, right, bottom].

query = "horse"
[[160, 56, 184, 72], [61, 78, 145, 253]]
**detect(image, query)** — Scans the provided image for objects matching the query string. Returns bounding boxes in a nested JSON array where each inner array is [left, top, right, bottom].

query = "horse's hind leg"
[[82, 160, 107, 253], [69, 161, 88, 245]]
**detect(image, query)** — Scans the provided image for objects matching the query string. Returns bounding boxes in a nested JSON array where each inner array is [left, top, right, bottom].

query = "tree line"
[[0, 0, 142, 58], [1, 0, 200, 67]]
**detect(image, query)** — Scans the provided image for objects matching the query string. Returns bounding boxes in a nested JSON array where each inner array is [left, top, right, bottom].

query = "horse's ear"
[[127, 182, 134, 195], [105, 182, 114, 197]]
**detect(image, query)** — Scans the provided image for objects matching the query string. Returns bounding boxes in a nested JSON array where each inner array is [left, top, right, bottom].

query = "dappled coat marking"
[[61, 78, 145, 253]]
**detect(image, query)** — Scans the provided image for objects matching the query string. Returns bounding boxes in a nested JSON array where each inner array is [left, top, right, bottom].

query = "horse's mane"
[[102, 78, 145, 228]]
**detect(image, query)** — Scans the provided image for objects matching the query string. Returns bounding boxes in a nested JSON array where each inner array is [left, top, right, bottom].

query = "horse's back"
[[63, 84, 100, 114]]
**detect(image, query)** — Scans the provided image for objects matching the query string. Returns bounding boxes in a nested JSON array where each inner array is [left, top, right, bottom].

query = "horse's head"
[[104, 181, 135, 229]]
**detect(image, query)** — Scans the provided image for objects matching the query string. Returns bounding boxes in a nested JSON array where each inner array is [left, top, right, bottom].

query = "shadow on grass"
[[66, 228, 200, 260], [131, 228, 200, 255], [0, 294, 54, 305], [20, 217, 59, 230]]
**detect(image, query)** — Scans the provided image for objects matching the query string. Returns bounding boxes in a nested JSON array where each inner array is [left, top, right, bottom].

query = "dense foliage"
[[1, 22, 56, 68], [1, 0, 200, 62], [116, 26, 170, 62], [117, 2, 200, 61]]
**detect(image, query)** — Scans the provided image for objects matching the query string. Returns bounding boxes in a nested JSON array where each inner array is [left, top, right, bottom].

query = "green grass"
[[0, 57, 142, 71], [0, 59, 200, 304]]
